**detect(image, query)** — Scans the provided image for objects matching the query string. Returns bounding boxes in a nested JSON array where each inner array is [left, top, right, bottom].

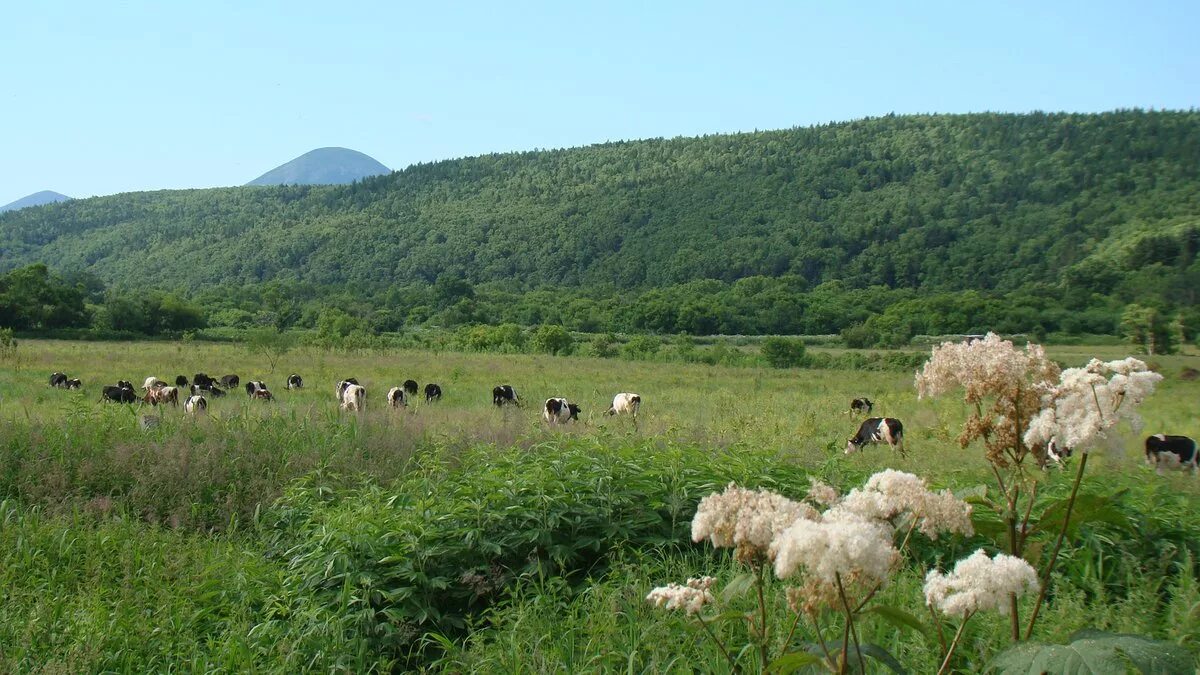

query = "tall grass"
[[0, 339, 1196, 671]]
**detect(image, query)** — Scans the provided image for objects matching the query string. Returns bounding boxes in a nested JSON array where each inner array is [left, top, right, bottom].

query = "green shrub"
[[622, 335, 661, 360], [531, 324, 575, 355], [759, 336, 807, 368]]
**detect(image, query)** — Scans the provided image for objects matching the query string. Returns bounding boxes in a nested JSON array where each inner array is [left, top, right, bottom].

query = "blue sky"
[[2, 0, 1197, 205]]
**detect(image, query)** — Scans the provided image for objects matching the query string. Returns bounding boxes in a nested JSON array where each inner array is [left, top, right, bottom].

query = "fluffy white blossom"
[[1024, 357, 1162, 453], [691, 483, 818, 554], [646, 576, 717, 615], [807, 478, 841, 507], [771, 518, 899, 587], [823, 470, 973, 539], [924, 550, 1039, 618], [916, 333, 1058, 404]]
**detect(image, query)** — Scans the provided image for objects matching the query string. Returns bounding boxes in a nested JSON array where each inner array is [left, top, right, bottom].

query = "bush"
[[265, 439, 809, 666], [531, 324, 574, 355], [622, 335, 661, 360], [759, 336, 807, 368]]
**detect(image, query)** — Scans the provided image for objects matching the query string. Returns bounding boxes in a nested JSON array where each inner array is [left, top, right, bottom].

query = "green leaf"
[[858, 643, 909, 674], [767, 651, 821, 674], [864, 605, 931, 638], [1030, 491, 1128, 540], [720, 571, 756, 603], [987, 629, 1194, 674]]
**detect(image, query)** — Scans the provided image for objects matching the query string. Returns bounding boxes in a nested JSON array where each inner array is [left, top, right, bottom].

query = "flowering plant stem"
[[936, 610, 975, 675], [835, 572, 865, 675], [755, 563, 769, 669], [1025, 450, 1089, 639], [696, 613, 739, 673]]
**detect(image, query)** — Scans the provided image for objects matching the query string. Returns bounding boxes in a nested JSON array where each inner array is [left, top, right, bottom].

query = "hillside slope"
[[1, 111, 1198, 295], [246, 147, 391, 186]]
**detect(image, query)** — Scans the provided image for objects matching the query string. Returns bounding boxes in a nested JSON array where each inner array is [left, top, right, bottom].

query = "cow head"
[[845, 438, 863, 455]]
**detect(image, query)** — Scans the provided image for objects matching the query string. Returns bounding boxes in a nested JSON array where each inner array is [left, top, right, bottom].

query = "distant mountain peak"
[[0, 190, 71, 213], [246, 147, 390, 186]]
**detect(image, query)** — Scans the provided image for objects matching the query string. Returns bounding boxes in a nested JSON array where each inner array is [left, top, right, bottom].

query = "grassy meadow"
[[0, 339, 1197, 672]]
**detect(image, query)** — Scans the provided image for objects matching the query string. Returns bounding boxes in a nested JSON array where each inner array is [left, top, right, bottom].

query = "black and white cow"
[[184, 395, 207, 415], [65, 378, 82, 390], [403, 379, 419, 396], [336, 378, 359, 401], [175, 375, 190, 387], [493, 385, 520, 407], [543, 397, 581, 424], [49, 372, 69, 388], [219, 374, 240, 389], [245, 380, 268, 397], [193, 383, 225, 398], [1145, 434, 1197, 474], [387, 386, 408, 408], [424, 383, 442, 402], [194, 373, 217, 389], [605, 393, 641, 418], [850, 398, 873, 414], [101, 382, 137, 403], [287, 374, 303, 390], [845, 417, 905, 456]]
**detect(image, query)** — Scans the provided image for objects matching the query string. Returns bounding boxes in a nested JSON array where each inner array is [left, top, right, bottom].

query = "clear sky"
[[2, 0, 1197, 205]]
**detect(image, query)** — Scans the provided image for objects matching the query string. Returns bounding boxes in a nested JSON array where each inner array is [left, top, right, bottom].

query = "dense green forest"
[[2, 110, 1199, 344]]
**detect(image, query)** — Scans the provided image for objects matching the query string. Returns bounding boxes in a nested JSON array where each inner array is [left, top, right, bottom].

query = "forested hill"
[[2, 110, 1198, 297]]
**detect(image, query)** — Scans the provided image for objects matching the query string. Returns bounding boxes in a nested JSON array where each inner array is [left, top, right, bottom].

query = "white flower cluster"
[[690, 483, 818, 553], [824, 469, 973, 540], [771, 518, 898, 586], [646, 576, 717, 615], [1024, 357, 1163, 453], [807, 478, 841, 507], [916, 333, 1058, 403], [924, 549, 1038, 618]]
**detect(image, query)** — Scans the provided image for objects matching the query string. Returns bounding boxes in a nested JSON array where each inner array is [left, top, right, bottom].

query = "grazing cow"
[[251, 388, 274, 401], [544, 398, 581, 424], [341, 384, 366, 411], [117, 380, 134, 391], [184, 395, 207, 414], [1145, 434, 1198, 474], [287, 374, 303, 390], [49, 372, 69, 388], [219, 374, 240, 389], [605, 393, 642, 418], [101, 383, 137, 403], [386, 387, 407, 408], [175, 375, 190, 387], [145, 385, 180, 407], [335, 378, 359, 401], [403, 380, 419, 396], [193, 383, 225, 398], [424, 383, 443, 402], [142, 376, 167, 391], [850, 398, 873, 414], [194, 373, 216, 389], [845, 417, 905, 455], [492, 384, 520, 407], [245, 381, 267, 397], [65, 378, 82, 390]]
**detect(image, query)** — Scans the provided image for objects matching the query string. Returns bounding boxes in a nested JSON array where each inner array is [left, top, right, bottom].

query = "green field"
[[1, 339, 1197, 672]]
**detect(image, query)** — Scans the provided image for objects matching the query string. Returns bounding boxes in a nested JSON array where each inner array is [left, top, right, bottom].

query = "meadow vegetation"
[[0, 338, 1197, 672]]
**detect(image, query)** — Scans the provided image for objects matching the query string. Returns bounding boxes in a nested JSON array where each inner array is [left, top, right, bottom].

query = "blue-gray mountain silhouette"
[[246, 147, 390, 186], [0, 190, 71, 213]]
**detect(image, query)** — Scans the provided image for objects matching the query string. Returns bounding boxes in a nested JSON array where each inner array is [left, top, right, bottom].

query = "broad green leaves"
[[987, 630, 1194, 674]]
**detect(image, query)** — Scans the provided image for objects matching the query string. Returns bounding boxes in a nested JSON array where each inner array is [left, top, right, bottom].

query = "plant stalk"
[[755, 562, 769, 669], [697, 613, 739, 673], [835, 573, 866, 675], [1025, 450, 1089, 639], [937, 611, 974, 675]]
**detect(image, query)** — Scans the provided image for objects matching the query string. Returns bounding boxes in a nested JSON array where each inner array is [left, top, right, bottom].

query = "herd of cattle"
[[46, 371, 1196, 474], [49, 371, 644, 427]]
